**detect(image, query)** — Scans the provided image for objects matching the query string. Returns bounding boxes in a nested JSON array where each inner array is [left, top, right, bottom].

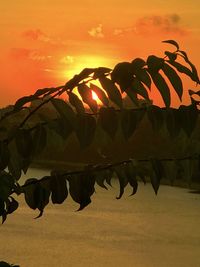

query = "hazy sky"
[[0, 0, 199, 106]]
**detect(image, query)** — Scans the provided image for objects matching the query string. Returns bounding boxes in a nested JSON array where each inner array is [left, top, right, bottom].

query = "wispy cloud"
[[114, 14, 188, 37], [60, 55, 74, 64], [10, 48, 51, 61], [88, 24, 104, 38]]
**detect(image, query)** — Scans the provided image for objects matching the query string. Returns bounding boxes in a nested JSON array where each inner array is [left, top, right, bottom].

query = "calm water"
[[1, 168, 200, 267]]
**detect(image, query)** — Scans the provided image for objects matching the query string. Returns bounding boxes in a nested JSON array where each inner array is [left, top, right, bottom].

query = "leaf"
[[166, 108, 182, 138], [24, 178, 50, 217], [0, 141, 10, 171], [50, 175, 68, 204], [76, 114, 96, 148], [131, 58, 146, 69], [162, 40, 179, 50], [167, 60, 197, 83], [68, 91, 85, 114], [161, 63, 183, 101], [34, 87, 58, 97], [121, 109, 139, 140], [123, 162, 138, 196], [147, 55, 164, 73], [99, 77, 123, 108], [132, 78, 150, 100], [178, 50, 200, 84], [164, 51, 177, 61], [7, 144, 22, 181], [77, 68, 95, 80], [125, 87, 139, 106], [150, 159, 164, 194], [98, 107, 118, 139], [77, 83, 98, 113], [15, 129, 33, 159], [48, 117, 73, 140], [134, 68, 151, 89], [147, 105, 164, 132], [32, 124, 47, 156], [148, 71, 171, 107], [93, 67, 111, 79], [14, 95, 37, 111], [6, 196, 19, 214], [90, 83, 109, 106], [51, 98, 76, 127], [111, 62, 134, 92], [114, 166, 129, 199], [179, 105, 198, 137], [163, 160, 178, 185], [0, 172, 15, 200], [68, 173, 95, 211]]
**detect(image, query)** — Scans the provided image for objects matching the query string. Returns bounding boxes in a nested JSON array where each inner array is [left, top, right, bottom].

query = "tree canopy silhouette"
[[0, 40, 199, 223]]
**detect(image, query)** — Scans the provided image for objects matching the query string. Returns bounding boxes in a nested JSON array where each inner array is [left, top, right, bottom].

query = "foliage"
[[0, 40, 199, 225]]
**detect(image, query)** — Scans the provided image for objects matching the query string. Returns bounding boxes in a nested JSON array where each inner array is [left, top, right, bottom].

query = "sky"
[[0, 0, 199, 107]]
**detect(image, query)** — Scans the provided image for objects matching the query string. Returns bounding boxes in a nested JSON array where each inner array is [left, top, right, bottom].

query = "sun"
[[91, 91, 99, 101], [62, 55, 112, 80]]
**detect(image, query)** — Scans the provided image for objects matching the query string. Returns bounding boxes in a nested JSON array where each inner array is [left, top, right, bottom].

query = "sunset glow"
[[0, 1, 199, 107]]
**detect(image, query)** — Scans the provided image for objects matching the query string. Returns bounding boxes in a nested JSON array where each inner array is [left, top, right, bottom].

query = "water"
[[1, 168, 200, 267]]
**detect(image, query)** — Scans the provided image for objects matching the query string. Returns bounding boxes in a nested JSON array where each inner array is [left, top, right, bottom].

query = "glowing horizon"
[[0, 1, 199, 107]]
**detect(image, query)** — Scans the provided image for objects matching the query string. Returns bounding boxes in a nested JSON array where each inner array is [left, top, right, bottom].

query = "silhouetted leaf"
[[51, 98, 76, 127], [150, 159, 164, 194], [32, 124, 47, 156], [167, 60, 197, 82], [77, 83, 98, 113], [132, 78, 150, 100], [131, 58, 146, 69], [50, 175, 68, 204], [161, 63, 183, 101], [98, 107, 118, 139], [164, 51, 177, 61], [147, 55, 164, 73], [48, 117, 73, 140], [76, 114, 96, 148], [24, 178, 50, 217], [162, 40, 179, 50], [90, 83, 109, 106], [178, 50, 200, 84], [0, 172, 15, 200], [148, 71, 171, 107], [179, 105, 198, 137], [114, 166, 128, 199], [166, 108, 181, 138], [6, 196, 19, 214], [99, 77, 123, 108], [111, 62, 134, 92], [15, 129, 33, 158], [34, 87, 58, 97], [134, 68, 151, 89], [68, 91, 85, 114], [121, 109, 139, 140], [0, 141, 10, 171], [93, 67, 111, 79], [147, 105, 164, 132], [68, 173, 95, 210], [163, 160, 178, 185], [125, 87, 139, 106], [123, 162, 138, 196], [14, 95, 37, 111]]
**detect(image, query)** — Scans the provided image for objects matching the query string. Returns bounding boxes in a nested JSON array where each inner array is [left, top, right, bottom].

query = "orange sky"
[[0, 0, 199, 107]]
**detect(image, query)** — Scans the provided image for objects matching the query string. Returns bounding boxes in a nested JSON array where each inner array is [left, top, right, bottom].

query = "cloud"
[[10, 48, 51, 61], [88, 24, 104, 38], [60, 55, 74, 64], [21, 29, 57, 44], [114, 14, 188, 37]]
